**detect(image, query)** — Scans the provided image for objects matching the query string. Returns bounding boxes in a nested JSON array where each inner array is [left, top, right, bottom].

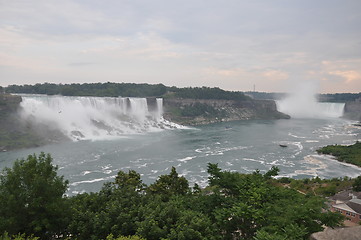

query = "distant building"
[[330, 190, 361, 224]]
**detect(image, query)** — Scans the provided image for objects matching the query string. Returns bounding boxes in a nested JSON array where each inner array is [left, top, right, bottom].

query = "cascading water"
[[155, 98, 163, 120], [276, 100, 345, 119], [276, 81, 345, 119], [19, 95, 178, 141]]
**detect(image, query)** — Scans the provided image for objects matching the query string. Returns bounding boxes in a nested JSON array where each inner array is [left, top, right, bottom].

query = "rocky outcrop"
[[0, 94, 22, 113], [344, 99, 361, 121], [163, 98, 290, 125]]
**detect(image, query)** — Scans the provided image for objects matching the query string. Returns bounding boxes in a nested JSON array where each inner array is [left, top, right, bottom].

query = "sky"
[[1, 0, 361, 93]]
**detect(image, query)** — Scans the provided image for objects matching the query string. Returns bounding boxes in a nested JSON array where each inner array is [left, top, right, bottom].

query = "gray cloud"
[[1, 0, 360, 92]]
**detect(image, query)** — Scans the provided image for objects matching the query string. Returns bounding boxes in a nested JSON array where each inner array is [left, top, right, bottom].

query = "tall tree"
[[147, 167, 189, 199], [0, 153, 70, 238]]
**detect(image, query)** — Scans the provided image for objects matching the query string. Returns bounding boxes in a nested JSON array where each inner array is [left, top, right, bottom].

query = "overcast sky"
[[1, 0, 361, 93]]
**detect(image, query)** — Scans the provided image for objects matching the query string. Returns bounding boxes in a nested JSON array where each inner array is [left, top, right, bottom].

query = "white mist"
[[276, 81, 344, 119]]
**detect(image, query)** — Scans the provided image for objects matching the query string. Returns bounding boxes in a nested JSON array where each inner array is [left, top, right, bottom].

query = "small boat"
[[279, 144, 287, 148]]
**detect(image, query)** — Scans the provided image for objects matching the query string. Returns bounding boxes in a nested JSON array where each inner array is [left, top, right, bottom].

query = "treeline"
[[245, 91, 361, 103], [0, 153, 346, 240], [319, 93, 361, 102], [5, 83, 250, 101], [5, 83, 168, 98], [245, 92, 286, 100], [169, 87, 250, 101], [7, 83, 360, 102]]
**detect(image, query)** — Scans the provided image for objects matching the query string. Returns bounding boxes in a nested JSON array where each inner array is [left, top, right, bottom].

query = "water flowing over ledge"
[[276, 100, 345, 119], [19, 95, 182, 141]]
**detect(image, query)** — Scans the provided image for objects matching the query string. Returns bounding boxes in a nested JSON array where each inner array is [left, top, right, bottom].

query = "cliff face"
[[344, 99, 361, 121], [163, 98, 290, 125], [0, 94, 22, 114]]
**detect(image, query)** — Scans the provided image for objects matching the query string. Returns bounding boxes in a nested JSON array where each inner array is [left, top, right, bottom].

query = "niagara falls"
[[2, 1, 361, 238], [1, 92, 360, 195]]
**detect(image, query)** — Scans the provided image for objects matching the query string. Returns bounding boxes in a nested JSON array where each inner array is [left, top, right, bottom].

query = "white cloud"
[[329, 70, 361, 83]]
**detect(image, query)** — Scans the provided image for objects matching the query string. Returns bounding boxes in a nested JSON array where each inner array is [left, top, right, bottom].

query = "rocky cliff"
[[0, 95, 290, 151], [344, 99, 361, 121], [163, 98, 290, 125], [0, 94, 22, 113]]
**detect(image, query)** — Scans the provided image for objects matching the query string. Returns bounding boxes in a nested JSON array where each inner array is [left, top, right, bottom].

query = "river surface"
[[1, 117, 361, 195]]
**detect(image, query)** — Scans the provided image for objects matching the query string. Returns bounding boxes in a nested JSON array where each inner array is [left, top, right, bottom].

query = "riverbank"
[[317, 142, 361, 167]]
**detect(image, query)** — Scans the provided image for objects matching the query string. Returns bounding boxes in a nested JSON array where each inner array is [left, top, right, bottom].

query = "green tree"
[[68, 181, 144, 240], [0, 153, 70, 238], [353, 176, 361, 191], [147, 167, 189, 199], [115, 170, 145, 191], [206, 164, 343, 239], [0, 232, 39, 240], [105, 234, 145, 240]]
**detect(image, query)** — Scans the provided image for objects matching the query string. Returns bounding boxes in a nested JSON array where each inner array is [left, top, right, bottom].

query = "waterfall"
[[156, 98, 163, 120], [19, 95, 174, 141], [276, 100, 345, 119], [317, 102, 345, 118]]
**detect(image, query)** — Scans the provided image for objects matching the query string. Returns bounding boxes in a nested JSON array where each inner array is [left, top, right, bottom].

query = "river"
[[0, 95, 360, 195]]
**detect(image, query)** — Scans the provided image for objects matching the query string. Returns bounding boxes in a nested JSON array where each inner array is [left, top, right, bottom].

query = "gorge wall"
[[163, 98, 290, 125], [0, 95, 289, 151], [0, 94, 68, 151], [343, 99, 361, 121]]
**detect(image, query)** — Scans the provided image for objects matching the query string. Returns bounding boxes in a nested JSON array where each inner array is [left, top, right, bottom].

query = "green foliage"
[[319, 92, 361, 102], [136, 196, 217, 240], [5, 83, 251, 101], [171, 86, 250, 101], [286, 176, 353, 197], [1, 153, 346, 240], [254, 224, 308, 240], [115, 170, 145, 191], [0, 232, 39, 240], [147, 167, 189, 199], [206, 164, 342, 239], [0, 153, 69, 239], [68, 182, 143, 240], [353, 176, 361, 191], [105, 234, 145, 240], [317, 141, 361, 167], [6, 82, 168, 98]]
